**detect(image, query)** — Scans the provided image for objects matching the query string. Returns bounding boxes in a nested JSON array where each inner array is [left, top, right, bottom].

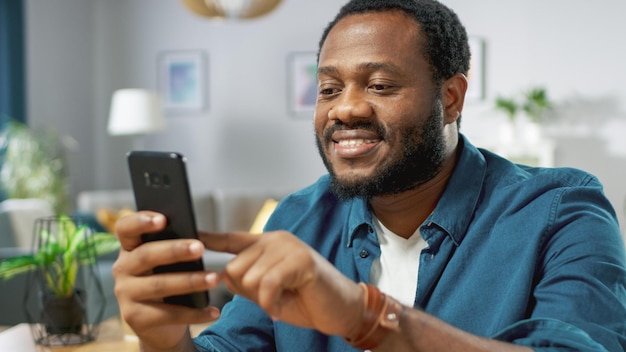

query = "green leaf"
[[76, 232, 120, 263], [495, 97, 518, 122], [57, 215, 77, 250], [36, 240, 61, 266], [0, 256, 38, 280], [61, 260, 78, 297], [0, 214, 120, 296], [67, 225, 88, 254], [522, 88, 551, 123], [63, 225, 86, 272]]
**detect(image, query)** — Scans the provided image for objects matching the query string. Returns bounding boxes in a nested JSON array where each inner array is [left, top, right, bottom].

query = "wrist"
[[344, 283, 403, 350]]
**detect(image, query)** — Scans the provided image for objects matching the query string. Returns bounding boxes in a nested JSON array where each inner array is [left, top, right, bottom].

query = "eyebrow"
[[317, 61, 402, 77]]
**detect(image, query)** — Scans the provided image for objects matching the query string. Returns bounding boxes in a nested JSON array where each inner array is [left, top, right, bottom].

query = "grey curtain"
[[0, 0, 26, 124], [0, 0, 26, 200]]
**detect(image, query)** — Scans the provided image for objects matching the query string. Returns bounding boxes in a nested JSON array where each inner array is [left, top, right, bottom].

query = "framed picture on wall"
[[287, 52, 318, 117], [158, 50, 207, 114], [466, 37, 486, 102]]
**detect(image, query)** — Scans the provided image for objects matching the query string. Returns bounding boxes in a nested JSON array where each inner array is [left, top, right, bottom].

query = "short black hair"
[[318, 0, 470, 84]]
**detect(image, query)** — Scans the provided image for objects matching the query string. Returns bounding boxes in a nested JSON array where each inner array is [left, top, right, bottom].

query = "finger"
[[115, 211, 167, 251], [255, 250, 316, 316], [114, 239, 205, 276], [197, 231, 260, 254], [255, 265, 293, 317], [220, 240, 281, 298], [116, 270, 220, 303], [219, 232, 315, 311]]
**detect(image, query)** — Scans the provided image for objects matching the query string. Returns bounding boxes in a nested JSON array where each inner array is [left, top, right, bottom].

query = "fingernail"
[[152, 214, 166, 225], [189, 241, 203, 254], [205, 272, 219, 285], [209, 309, 221, 320]]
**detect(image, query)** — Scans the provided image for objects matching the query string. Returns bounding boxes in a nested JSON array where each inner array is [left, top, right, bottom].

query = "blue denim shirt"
[[195, 135, 626, 351]]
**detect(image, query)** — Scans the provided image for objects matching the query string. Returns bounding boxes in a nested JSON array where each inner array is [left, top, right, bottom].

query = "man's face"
[[315, 10, 446, 200]]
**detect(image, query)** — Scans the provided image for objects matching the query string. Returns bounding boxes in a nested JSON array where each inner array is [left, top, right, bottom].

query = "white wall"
[[90, 0, 344, 195], [26, 0, 626, 233], [25, 0, 96, 201]]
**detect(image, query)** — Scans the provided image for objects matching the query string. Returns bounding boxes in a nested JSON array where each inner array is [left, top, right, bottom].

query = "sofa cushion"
[[212, 188, 291, 232], [249, 198, 279, 234], [0, 199, 54, 249]]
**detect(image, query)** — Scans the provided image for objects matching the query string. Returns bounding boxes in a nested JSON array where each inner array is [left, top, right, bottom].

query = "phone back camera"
[[144, 172, 170, 189]]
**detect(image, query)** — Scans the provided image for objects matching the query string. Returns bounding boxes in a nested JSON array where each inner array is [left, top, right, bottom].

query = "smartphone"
[[127, 150, 210, 308]]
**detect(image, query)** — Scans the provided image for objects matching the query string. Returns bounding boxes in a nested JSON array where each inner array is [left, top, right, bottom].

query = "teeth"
[[338, 139, 377, 147]]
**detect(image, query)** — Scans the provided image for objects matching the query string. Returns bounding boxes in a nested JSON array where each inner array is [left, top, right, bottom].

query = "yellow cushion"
[[249, 199, 278, 234], [96, 207, 134, 233]]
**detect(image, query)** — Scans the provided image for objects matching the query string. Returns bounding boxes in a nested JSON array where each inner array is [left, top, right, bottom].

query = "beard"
[[315, 97, 446, 201]]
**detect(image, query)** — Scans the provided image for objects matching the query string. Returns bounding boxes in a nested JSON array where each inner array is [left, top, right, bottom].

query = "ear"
[[441, 73, 467, 125]]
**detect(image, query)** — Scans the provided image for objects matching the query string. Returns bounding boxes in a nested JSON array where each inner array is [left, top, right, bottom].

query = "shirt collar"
[[346, 197, 372, 247], [426, 134, 486, 246], [345, 134, 486, 247]]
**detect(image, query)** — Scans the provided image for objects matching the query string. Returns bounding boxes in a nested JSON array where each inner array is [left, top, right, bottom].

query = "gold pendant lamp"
[[181, 0, 283, 20]]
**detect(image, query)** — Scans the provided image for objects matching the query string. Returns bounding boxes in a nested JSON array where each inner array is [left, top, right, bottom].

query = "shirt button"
[[359, 250, 369, 258]]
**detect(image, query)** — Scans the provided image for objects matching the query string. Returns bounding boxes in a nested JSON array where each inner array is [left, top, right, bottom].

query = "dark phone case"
[[127, 151, 210, 308]]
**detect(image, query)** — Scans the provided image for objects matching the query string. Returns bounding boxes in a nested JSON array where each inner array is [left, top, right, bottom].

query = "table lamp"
[[107, 89, 166, 150], [182, 0, 282, 20]]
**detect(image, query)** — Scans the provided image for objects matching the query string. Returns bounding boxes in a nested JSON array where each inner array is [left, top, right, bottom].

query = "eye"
[[319, 86, 341, 97], [370, 84, 390, 91], [367, 79, 399, 95]]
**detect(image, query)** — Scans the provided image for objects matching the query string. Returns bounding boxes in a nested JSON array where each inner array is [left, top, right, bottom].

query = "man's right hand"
[[112, 211, 221, 352]]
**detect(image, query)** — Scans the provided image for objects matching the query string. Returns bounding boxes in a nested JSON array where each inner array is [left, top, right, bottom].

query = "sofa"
[[0, 187, 293, 325]]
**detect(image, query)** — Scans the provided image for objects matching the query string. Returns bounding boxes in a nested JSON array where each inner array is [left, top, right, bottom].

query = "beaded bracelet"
[[344, 283, 403, 350]]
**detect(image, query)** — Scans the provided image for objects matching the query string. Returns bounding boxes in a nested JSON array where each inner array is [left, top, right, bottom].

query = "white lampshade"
[[181, 0, 282, 19], [108, 89, 166, 136]]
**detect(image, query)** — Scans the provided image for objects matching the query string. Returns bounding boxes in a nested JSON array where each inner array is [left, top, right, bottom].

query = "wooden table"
[[0, 318, 211, 352]]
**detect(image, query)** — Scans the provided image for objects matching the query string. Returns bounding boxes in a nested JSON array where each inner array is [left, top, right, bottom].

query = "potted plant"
[[495, 87, 551, 123], [0, 215, 120, 341], [495, 87, 552, 145], [0, 119, 70, 215]]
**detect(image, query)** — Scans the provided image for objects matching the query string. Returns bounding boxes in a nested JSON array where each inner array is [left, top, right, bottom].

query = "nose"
[[327, 87, 373, 123]]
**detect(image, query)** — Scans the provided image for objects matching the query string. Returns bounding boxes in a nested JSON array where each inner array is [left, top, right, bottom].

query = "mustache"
[[322, 121, 386, 142]]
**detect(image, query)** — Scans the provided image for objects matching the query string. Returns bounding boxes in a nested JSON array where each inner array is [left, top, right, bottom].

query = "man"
[[113, 0, 626, 351]]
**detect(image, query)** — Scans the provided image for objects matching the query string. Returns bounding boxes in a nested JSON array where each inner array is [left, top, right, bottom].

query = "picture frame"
[[287, 52, 318, 116], [466, 37, 486, 102], [157, 50, 207, 114]]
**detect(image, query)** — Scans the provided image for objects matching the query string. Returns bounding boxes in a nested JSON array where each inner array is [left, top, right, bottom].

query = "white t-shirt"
[[369, 216, 428, 307]]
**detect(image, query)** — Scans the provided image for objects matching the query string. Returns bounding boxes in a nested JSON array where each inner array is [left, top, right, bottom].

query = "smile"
[[336, 138, 380, 147]]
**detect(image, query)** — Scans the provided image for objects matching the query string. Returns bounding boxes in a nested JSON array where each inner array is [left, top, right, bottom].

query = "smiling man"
[[315, 13, 452, 205], [113, 1, 626, 351]]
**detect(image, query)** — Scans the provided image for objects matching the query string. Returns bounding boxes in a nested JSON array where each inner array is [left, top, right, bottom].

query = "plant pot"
[[41, 289, 86, 335], [20, 215, 111, 346], [499, 120, 516, 145]]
